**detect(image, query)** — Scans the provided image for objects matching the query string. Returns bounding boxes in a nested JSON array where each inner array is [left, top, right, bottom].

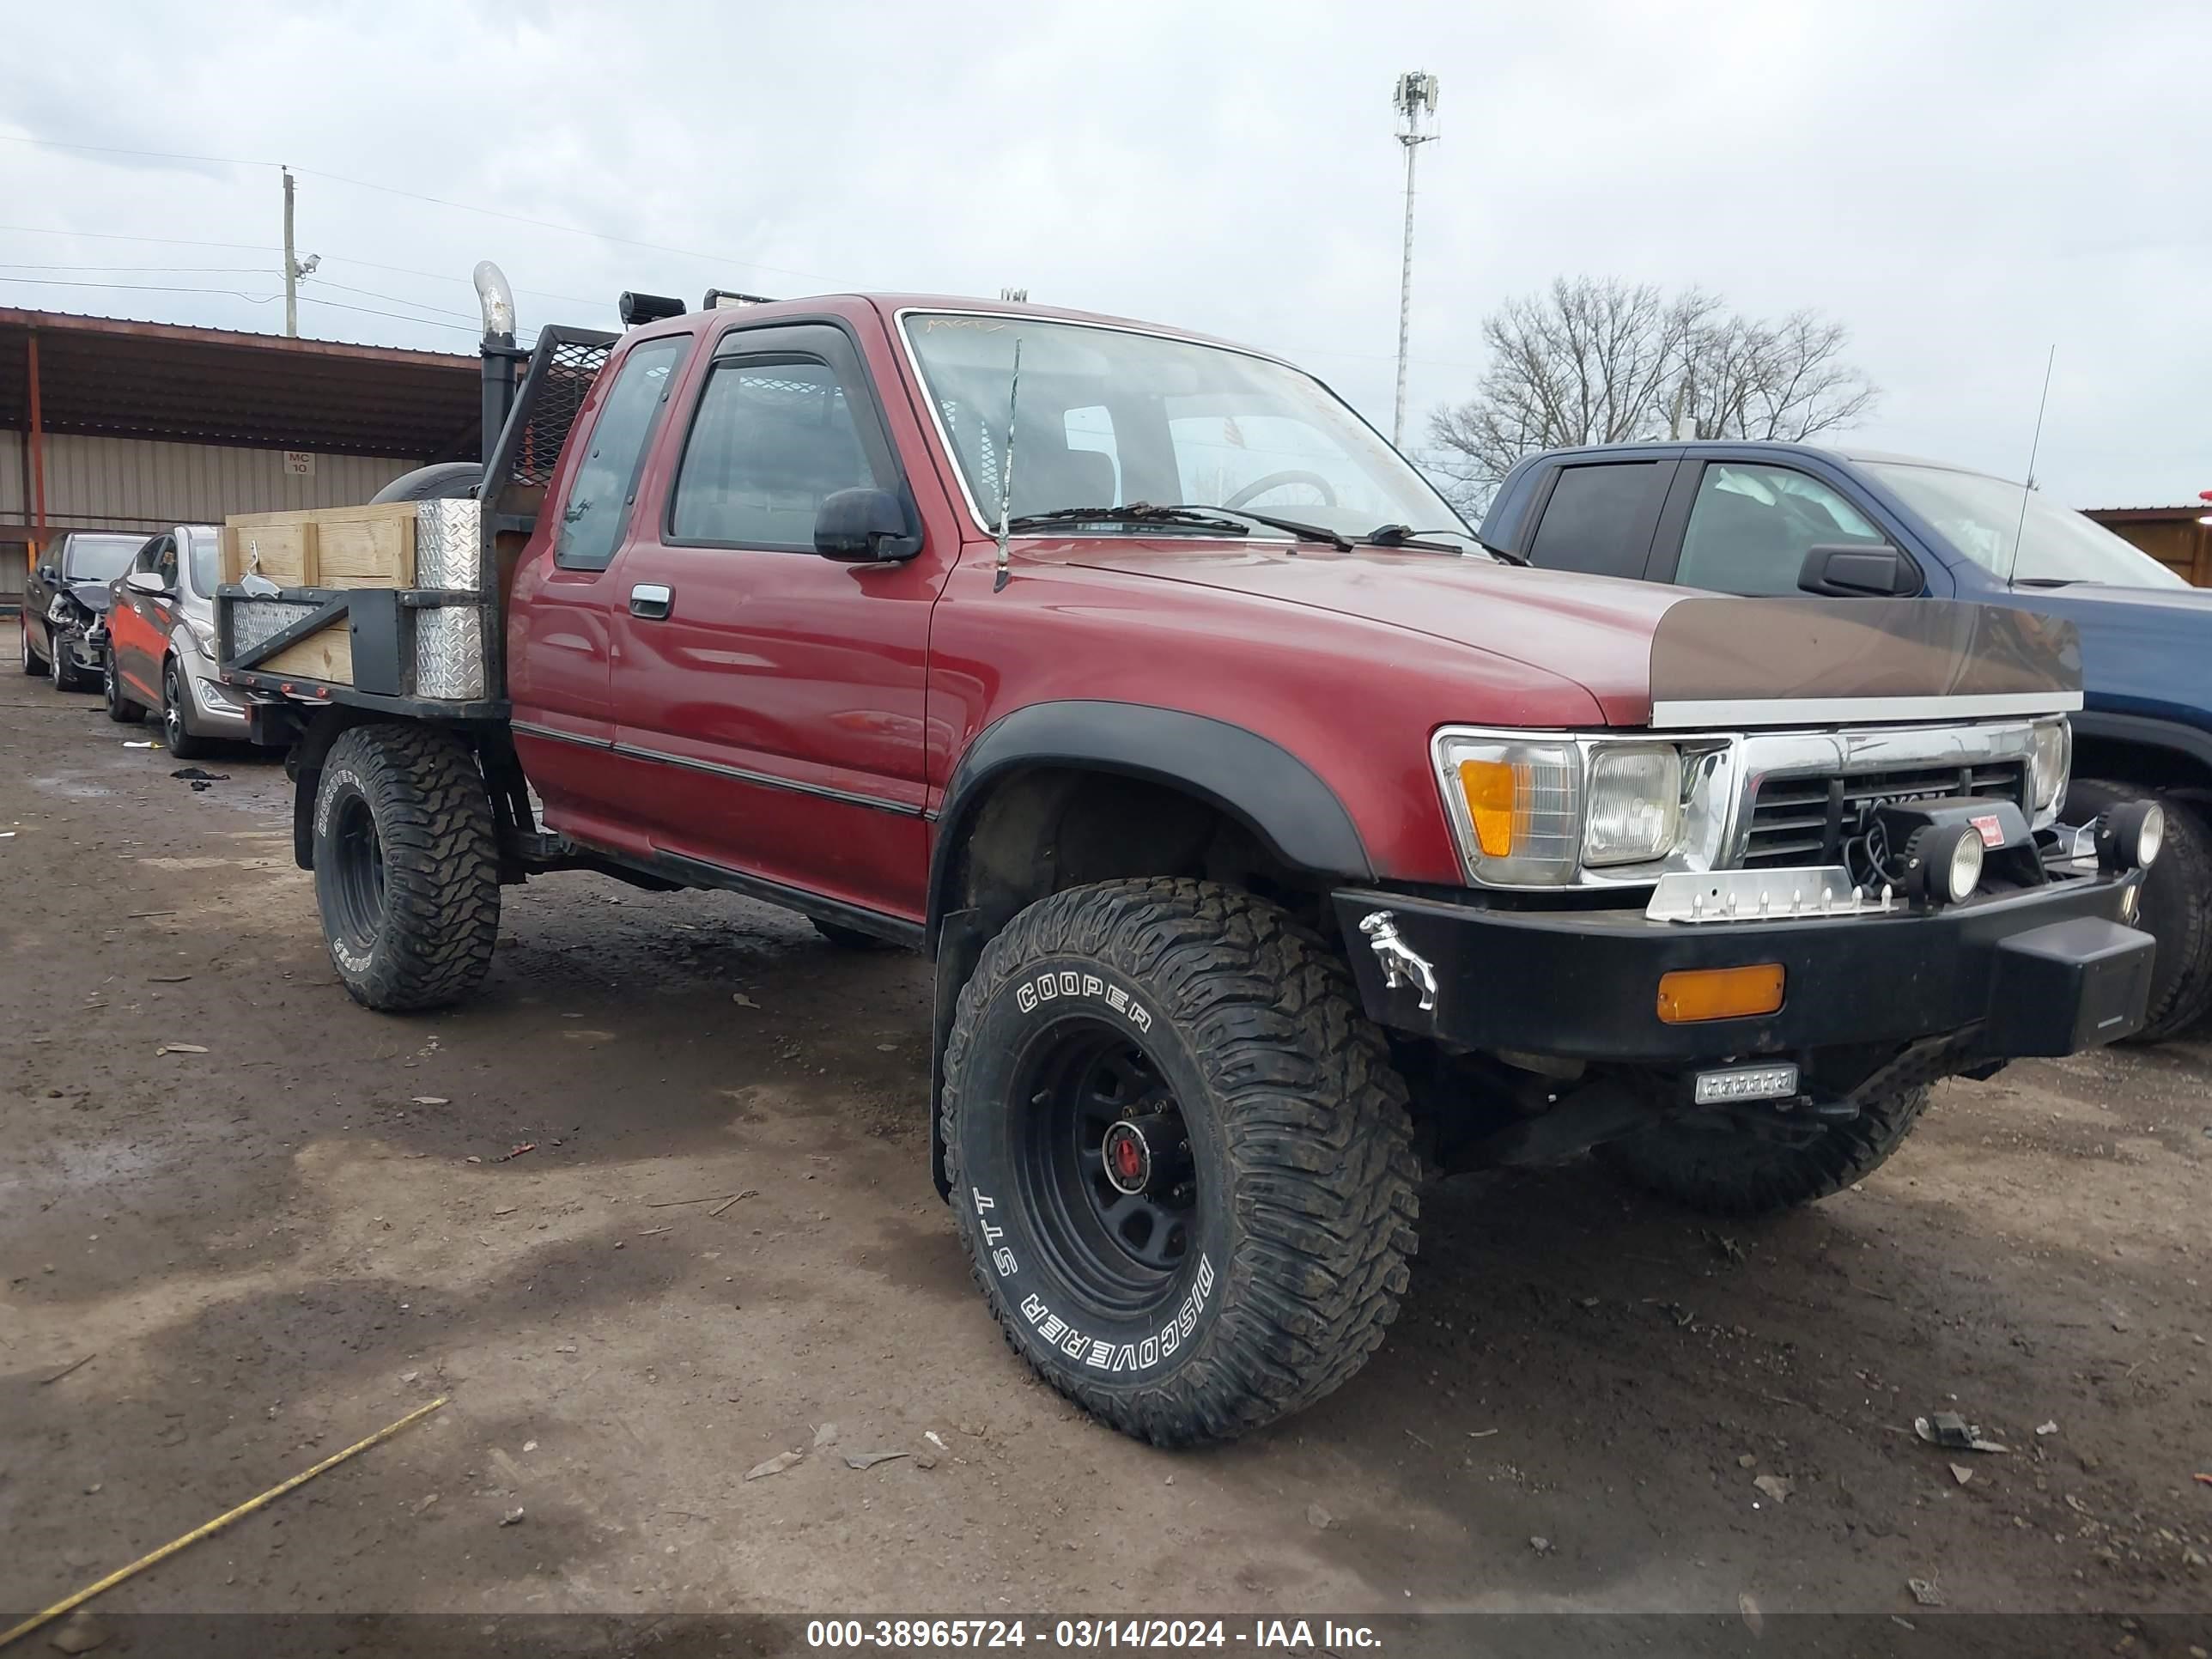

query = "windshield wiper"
[[2011, 577, 2081, 588], [1005, 504, 1251, 538], [1365, 524, 1526, 563], [1180, 506, 1354, 551]]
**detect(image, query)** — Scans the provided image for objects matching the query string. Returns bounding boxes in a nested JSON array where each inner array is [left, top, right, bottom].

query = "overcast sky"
[[3, 0, 2206, 507]]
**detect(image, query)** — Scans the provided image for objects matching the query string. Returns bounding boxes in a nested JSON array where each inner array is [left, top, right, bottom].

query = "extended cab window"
[[1674, 462, 1887, 596], [669, 358, 881, 547], [1526, 463, 1668, 578], [555, 335, 689, 571]]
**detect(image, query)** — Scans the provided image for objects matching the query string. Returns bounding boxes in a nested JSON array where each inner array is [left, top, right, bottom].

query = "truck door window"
[[554, 335, 690, 571], [1525, 462, 1669, 578], [1675, 462, 1887, 595], [668, 358, 885, 549]]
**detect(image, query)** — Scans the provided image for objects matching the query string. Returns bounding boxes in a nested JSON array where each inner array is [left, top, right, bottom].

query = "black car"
[[21, 531, 142, 690]]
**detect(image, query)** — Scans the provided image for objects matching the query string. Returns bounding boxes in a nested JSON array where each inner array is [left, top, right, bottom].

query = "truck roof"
[[620, 292, 1284, 364], [1523, 437, 2012, 485]]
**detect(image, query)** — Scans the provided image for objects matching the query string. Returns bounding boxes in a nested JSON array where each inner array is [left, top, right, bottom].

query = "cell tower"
[[1391, 70, 1440, 449]]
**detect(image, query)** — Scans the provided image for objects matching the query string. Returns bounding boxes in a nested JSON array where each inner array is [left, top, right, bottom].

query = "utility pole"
[[1391, 70, 1439, 450], [283, 167, 298, 337]]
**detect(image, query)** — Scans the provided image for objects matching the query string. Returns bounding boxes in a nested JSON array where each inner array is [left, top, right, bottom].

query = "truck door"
[[602, 320, 939, 928], [1646, 456, 1950, 598], [1519, 457, 1679, 578], [509, 331, 696, 842]]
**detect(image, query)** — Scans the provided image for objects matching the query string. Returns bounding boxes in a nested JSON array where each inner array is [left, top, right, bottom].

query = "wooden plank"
[[227, 521, 317, 587], [261, 623, 353, 685], [316, 513, 412, 587], [223, 503, 417, 589]]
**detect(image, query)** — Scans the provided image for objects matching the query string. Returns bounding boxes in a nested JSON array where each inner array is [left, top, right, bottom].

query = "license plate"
[[1692, 1062, 1800, 1105]]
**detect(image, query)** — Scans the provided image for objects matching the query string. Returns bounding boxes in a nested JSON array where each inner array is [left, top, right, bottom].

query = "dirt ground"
[[4, 647, 2210, 1644]]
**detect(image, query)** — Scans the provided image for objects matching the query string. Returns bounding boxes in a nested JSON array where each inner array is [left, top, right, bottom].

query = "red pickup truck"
[[221, 270, 2160, 1446]]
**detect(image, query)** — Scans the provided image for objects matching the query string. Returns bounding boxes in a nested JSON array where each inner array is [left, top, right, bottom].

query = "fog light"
[[1656, 964, 1785, 1024], [1907, 823, 1984, 906], [2096, 800, 2165, 873]]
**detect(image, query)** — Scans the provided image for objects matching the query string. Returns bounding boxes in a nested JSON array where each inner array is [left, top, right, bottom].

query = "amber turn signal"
[[1456, 758, 1517, 856], [1656, 963, 1785, 1024]]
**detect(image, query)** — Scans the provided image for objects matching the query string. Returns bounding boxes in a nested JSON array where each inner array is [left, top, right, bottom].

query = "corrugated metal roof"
[[0, 308, 480, 459]]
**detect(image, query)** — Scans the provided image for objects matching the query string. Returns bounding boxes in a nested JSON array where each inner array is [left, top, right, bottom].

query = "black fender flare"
[[2069, 710, 2212, 794], [926, 700, 1375, 943], [287, 705, 384, 869]]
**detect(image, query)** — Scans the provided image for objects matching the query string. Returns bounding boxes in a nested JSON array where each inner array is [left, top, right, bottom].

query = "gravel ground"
[[3, 648, 2209, 1647]]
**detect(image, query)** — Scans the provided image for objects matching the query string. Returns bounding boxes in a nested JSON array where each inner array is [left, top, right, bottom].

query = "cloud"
[[3, 0, 2206, 503]]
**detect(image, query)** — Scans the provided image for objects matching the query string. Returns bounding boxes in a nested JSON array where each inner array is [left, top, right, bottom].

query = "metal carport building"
[[1, 309, 480, 608]]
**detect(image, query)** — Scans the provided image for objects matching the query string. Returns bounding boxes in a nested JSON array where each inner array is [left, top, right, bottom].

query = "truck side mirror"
[[814, 488, 920, 563], [1798, 543, 1919, 598]]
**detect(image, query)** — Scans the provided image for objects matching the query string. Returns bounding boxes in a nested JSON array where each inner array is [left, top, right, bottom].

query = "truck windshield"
[[61, 533, 143, 583], [1864, 461, 2189, 590], [901, 313, 1473, 544]]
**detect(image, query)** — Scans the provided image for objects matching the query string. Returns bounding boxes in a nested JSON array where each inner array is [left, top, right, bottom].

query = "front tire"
[[312, 723, 500, 1012], [2062, 779, 2212, 1042], [942, 878, 1419, 1446], [1599, 1085, 1931, 1218], [160, 660, 215, 759], [104, 654, 144, 723], [51, 636, 90, 692]]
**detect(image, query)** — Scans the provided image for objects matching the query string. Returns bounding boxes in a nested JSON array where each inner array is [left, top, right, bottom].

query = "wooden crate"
[[220, 502, 418, 591]]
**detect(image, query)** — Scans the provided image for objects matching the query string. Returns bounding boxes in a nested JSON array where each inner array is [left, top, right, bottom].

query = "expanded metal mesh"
[[511, 337, 612, 489]]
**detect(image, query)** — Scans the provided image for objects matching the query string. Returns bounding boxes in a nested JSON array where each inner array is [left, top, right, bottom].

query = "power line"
[[0, 222, 279, 253], [4, 131, 830, 285], [0, 275, 280, 302], [0, 260, 273, 276]]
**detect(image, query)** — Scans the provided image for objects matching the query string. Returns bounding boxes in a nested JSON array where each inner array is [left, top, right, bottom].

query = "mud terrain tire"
[[2063, 778, 2212, 1042], [312, 722, 500, 1012], [941, 878, 1419, 1446]]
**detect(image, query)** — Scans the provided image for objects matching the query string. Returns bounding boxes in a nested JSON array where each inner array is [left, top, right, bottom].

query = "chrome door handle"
[[629, 583, 673, 619]]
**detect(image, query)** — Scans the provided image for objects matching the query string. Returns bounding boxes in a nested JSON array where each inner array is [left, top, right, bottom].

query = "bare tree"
[[1425, 278, 1878, 512]]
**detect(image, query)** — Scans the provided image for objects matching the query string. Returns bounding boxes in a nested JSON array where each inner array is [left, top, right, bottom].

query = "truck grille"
[[1742, 761, 2027, 869]]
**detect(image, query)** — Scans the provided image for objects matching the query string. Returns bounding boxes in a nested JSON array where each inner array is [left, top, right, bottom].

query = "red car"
[[219, 277, 2159, 1446]]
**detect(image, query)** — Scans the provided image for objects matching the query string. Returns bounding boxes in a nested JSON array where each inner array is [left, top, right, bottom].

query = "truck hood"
[[1060, 544, 1683, 720], [1059, 544, 2081, 727]]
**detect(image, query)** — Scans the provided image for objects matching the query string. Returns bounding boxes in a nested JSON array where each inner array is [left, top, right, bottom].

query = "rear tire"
[[2062, 778, 2212, 1042], [369, 463, 482, 504], [941, 878, 1419, 1446], [160, 659, 215, 760], [312, 722, 500, 1012], [104, 653, 144, 723], [1598, 1085, 1931, 1218]]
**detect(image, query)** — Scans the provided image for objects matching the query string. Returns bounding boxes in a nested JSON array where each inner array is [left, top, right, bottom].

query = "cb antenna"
[[994, 337, 1024, 593], [2004, 344, 2056, 587]]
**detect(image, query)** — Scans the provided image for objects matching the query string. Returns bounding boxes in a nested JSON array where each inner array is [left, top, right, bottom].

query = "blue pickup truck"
[[1485, 441, 2212, 1041]]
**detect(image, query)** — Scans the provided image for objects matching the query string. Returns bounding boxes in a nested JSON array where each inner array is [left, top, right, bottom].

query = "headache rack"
[[216, 270, 615, 720]]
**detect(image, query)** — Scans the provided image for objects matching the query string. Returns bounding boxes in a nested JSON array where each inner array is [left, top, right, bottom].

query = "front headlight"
[[1436, 732, 1700, 887], [1583, 745, 1683, 866], [2029, 717, 2070, 817]]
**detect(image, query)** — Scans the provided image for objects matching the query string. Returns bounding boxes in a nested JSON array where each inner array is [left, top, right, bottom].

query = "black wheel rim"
[[1012, 1017, 1199, 1318], [162, 668, 183, 748], [328, 793, 386, 950]]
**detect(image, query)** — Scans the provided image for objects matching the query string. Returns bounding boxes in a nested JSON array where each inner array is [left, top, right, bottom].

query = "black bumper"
[[1332, 872, 2154, 1065]]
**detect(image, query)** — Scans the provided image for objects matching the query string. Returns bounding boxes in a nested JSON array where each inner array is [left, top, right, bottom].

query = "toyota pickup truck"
[[217, 269, 2160, 1447], [1486, 440, 2212, 1040]]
